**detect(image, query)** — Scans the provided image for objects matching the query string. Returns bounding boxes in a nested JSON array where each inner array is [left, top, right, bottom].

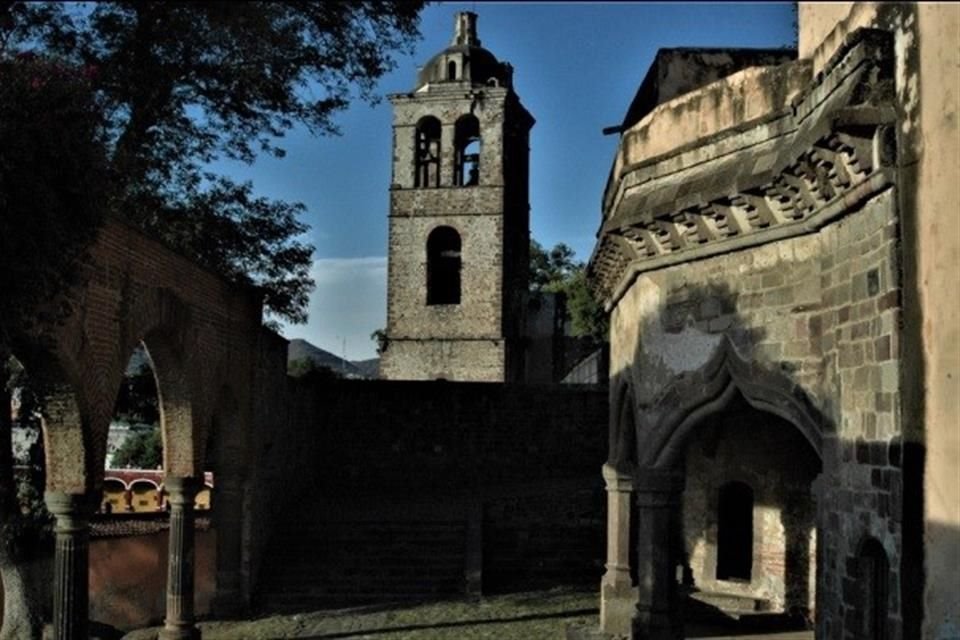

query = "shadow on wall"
[[606, 261, 922, 635], [608, 279, 832, 628]]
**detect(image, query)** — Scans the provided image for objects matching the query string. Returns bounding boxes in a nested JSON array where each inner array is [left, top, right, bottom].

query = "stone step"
[[686, 590, 770, 620]]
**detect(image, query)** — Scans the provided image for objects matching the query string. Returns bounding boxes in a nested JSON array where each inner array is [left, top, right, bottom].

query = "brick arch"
[[10, 342, 98, 494], [141, 327, 204, 478], [642, 337, 825, 469]]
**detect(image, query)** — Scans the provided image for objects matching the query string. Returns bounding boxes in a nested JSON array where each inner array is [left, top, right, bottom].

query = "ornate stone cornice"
[[588, 29, 896, 310]]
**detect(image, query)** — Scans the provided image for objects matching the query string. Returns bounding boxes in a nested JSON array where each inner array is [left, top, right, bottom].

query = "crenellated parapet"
[[589, 29, 896, 309]]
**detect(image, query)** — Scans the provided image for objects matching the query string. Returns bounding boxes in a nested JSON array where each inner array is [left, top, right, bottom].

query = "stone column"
[[160, 476, 201, 640], [632, 469, 684, 640], [601, 463, 636, 636], [44, 491, 92, 640]]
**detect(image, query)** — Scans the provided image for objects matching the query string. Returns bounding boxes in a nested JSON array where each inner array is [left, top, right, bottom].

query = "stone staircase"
[[254, 494, 469, 612]]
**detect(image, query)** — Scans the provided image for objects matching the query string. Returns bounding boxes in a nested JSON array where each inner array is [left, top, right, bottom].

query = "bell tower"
[[380, 11, 534, 382]]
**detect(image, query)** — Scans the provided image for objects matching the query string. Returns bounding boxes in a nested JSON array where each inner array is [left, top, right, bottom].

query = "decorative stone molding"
[[640, 336, 825, 468], [589, 29, 896, 310]]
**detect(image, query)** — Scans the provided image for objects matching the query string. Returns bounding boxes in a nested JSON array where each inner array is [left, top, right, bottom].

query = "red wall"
[[0, 530, 216, 632]]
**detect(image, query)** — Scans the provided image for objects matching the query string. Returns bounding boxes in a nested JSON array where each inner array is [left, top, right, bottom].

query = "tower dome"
[[415, 12, 513, 90]]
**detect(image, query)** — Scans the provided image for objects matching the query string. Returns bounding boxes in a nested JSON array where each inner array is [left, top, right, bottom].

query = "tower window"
[[447, 60, 457, 80], [858, 538, 889, 640], [454, 115, 481, 187], [427, 226, 462, 305], [716, 481, 754, 581], [415, 116, 441, 188]]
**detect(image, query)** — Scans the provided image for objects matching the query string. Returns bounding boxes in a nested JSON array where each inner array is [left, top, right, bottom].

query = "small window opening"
[[454, 115, 481, 187], [447, 60, 457, 80], [859, 538, 889, 640], [427, 226, 461, 305], [415, 116, 441, 188], [716, 481, 754, 581]]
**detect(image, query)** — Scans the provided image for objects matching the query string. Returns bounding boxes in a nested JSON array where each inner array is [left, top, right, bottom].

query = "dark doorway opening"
[[716, 481, 753, 581]]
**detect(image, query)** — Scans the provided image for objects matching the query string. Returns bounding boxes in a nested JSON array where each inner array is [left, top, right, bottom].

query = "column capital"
[[164, 476, 200, 505], [44, 491, 95, 532], [602, 463, 634, 491]]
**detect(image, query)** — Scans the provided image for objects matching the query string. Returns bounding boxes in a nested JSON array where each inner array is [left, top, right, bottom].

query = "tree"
[[0, 51, 110, 349], [529, 240, 609, 344], [111, 427, 163, 470], [0, 53, 107, 640], [3, 1, 427, 324]]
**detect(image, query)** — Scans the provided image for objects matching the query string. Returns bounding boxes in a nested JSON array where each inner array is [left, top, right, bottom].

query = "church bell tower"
[[380, 12, 535, 382]]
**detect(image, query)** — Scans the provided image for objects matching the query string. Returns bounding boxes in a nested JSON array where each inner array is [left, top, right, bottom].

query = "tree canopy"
[[111, 427, 163, 470], [0, 52, 110, 346], [529, 240, 608, 344], [2, 1, 427, 324]]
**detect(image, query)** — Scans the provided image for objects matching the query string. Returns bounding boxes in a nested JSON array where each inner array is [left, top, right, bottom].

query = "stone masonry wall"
[[683, 401, 820, 613], [611, 187, 903, 637], [382, 87, 530, 382]]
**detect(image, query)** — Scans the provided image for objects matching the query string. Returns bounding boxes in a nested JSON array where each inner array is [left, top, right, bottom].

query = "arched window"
[[859, 538, 889, 640], [415, 116, 441, 188], [454, 115, 481, 187], [716, 481, 753, 581], [447, 60, 457, 80], [427, 226, 461, 305]]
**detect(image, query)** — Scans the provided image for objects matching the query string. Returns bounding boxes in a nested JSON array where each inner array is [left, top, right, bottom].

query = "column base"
[[158, 623, 201, 640], [630, 609, 682, 640], [600, 573, 637, 637]]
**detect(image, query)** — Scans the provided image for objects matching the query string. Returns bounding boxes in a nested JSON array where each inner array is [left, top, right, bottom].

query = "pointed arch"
[[644, 337, 825, 468]]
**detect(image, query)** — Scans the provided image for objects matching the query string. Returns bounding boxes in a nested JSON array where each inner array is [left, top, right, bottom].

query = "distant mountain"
[[351, 358, 380, 379], [287, 339, 377, 379]]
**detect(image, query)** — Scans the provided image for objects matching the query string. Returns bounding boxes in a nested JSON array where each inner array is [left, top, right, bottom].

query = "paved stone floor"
[[120, 588, 814, 640]]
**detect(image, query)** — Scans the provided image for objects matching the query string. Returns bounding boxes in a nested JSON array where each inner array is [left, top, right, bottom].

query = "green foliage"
[[1, 358, 52, 567], [529, 240, 609, 344], [0, 52, 110, 345], [3, 1, 427, 324], [370, 328, 389, 356], [288, 357, 343, 381], [112, 427, 163, 470], [529, 240, 578, 294], [112, 358, 160, 428]]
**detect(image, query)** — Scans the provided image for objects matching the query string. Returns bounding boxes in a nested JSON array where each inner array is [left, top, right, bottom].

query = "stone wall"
[[382, 82, 532, 383], [609, 185, 903, 635], [682, 400, 819, 613], [247, 377, 609, 600]]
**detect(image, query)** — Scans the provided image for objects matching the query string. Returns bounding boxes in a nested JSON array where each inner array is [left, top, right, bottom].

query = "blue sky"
[[214, 2, 795, 361]]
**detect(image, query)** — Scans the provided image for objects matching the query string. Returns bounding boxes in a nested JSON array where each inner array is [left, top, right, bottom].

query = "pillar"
[[44, 491, 93, 640], [601, 463, 636, 636], [632, 469, 684, 640], [160, 476, 200, 640]]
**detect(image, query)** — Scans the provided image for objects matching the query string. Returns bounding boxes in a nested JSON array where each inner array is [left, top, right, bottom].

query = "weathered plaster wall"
[[915, 5, 960, 638]]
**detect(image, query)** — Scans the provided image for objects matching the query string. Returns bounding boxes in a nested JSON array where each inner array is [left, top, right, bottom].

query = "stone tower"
[[380, 12, 535, 382]]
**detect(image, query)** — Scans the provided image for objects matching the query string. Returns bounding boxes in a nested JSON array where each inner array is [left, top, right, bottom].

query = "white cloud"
[[278, 257, 387, 361]]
